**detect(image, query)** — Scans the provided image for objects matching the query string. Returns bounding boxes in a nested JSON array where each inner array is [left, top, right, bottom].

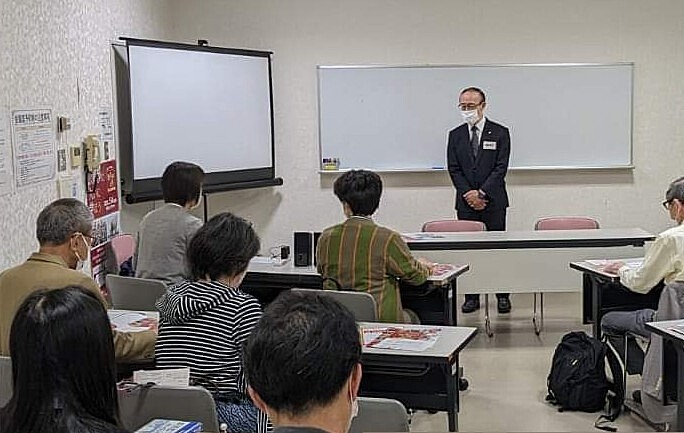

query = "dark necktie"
[[471, 125, 479, 158]]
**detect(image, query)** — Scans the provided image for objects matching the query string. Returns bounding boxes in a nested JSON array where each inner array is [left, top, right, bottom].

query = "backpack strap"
[[595, 336, 626, 431]]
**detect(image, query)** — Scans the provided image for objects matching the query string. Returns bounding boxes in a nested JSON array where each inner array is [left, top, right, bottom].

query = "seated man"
[[0, 198, 155, 361], [316, 169, 433, 323], [244, 291, 361, 433], [601, 176, 684, 372]]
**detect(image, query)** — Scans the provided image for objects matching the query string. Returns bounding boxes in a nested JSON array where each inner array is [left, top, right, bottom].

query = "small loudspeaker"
[[294, 232, 313, 267], [313, 232, 322, 266]]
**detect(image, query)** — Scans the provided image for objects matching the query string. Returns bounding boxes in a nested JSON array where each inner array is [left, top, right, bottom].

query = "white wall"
[[0, 0, 170, 269], [127, 0, 684, 253]]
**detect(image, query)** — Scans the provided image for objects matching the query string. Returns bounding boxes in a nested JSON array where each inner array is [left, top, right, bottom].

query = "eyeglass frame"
[[457, 102, 484, 111]]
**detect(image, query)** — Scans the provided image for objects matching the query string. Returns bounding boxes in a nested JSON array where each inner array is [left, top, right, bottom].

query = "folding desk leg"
[[533, 292, 544, 335], [445, 363, 458, 432], [484, 294, 493, 337]]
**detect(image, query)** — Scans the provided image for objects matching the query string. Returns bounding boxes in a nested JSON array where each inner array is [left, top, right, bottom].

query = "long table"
[[569, 258, 661, 338], [242, 260, 469, 326], [403, 228, 653, 335], [359, 322, 477, 432]]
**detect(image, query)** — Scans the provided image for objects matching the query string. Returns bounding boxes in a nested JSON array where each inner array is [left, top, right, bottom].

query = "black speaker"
[[294, 232, 313, 267], [313, 232, 322, 266]]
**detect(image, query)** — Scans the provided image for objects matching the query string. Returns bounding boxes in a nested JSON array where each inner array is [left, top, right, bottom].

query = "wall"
[[122, 0, 684, 253], [0, 0, 170, 270]]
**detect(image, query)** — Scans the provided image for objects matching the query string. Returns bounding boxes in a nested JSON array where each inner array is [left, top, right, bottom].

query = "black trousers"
[[457, 205, 509, 301]]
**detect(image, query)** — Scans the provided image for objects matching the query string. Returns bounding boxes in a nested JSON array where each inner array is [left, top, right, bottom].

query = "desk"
[[242, 261, 469, 326], [644, 319, 684, 430], [570, 259, 661, 338], [359, 322, 477, 432]]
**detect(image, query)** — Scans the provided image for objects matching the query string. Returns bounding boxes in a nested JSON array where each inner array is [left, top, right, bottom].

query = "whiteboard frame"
[[316, 62, 634, 172]]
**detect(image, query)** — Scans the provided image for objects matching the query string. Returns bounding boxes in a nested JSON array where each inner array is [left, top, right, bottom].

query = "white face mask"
[[349, 383, 358, 423], [74, 234, 90, 271], [461, 109, 479, 126]]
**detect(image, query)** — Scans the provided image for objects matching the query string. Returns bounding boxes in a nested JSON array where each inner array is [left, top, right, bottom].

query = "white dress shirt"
[[618, 223, 684, 293]]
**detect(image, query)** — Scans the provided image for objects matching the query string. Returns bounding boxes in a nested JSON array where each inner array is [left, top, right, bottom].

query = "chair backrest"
[[0, 356, 12, 408], [118, 385, 219, 432], [348, 397, 410, 433], [422, 219, 486, 232], [290, 288, 378, 322], [534, 217, 599, 230], [110, 234, 136, 267], [106, 274, 167, 311]]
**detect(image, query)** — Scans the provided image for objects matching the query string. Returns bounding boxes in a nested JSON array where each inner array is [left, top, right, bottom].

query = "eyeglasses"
[[74, 232, 95, 244], [458, 103, 482, 111], [663, 199, 674, 210]]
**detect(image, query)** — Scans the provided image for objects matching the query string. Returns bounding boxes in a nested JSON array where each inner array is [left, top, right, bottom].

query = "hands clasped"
[[463, 189, 487, 211]]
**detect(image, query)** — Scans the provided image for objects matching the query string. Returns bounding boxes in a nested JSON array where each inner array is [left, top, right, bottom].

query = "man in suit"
[[447, 87, 512, 314]]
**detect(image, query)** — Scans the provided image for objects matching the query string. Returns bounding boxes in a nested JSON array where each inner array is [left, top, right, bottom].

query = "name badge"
[[482, 141, 497, 150]]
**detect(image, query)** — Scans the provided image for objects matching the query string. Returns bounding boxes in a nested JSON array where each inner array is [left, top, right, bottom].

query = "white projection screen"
[[113, 39, 276, 202], [318, 63, 633, 171]]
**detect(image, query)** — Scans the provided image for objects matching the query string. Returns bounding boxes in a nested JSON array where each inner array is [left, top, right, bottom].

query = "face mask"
[[461, 109, 479, 125], [349, 382, 358, 423], [73, 234, 90, 271]]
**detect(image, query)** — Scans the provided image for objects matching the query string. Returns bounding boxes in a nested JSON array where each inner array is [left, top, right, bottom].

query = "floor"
[[409, 292, 654, 432]]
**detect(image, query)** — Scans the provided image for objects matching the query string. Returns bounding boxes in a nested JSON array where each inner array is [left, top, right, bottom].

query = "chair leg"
[[533, 293, 543, 335], [484, 294, 493, 337]]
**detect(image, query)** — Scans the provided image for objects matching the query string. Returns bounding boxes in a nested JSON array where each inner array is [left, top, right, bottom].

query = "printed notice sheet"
[[11, 109, 56, 187], [0, 110, 13, 196], [362, 326, 441, 351]]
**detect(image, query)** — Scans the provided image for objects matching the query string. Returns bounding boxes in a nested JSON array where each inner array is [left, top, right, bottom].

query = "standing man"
[[447, 87, 512, 314]]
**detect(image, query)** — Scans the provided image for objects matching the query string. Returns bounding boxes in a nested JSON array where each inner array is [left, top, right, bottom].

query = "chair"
[[106, 274, 167, 311], [422, 219, 486, 232], [118, 385, 219, 432], [0, 356, 12, 407], [110, 234, 136, 268], [533, 217, 600, 334], [348, 397, 410, 433], [291, 288, 378, 321], [421, 219, 497, 337]]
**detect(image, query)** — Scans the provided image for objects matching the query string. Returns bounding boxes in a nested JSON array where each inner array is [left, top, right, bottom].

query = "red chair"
[[535, 217, 600, 231], [110, 234, 136, 268], [533, 217, 600, 334], [422, 219, 487, 232]]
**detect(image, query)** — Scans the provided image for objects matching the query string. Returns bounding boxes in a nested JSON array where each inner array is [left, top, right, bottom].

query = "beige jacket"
[[0, 252, 156, 361]]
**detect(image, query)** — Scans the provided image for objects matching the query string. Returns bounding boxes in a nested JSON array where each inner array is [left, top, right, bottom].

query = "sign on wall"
[[10, 108, 56, 188]]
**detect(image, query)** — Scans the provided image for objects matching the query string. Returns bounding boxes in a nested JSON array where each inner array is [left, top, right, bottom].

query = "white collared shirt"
[[468, 116, 487, 143], [618, 223, 684, 293]]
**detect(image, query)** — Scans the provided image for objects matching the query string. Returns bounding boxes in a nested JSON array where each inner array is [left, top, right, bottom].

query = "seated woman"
[[154, 212, 266, 433], [135, 161, 205, 284], [0, 286, 126, 433]]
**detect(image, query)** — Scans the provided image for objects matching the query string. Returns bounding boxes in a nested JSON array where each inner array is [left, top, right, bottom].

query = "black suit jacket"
[[447, 118, 510, 211]]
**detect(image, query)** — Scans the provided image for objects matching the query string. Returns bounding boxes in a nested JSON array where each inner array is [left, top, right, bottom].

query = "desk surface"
[[646, 319, 684, 341], [359, 322, 477, 360], [247, 260, 469, 286], [569, 257, 644, 283], [403, 228, 654, 250]]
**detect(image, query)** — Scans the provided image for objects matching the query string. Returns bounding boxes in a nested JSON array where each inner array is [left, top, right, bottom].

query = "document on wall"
[[11, 109, 56, 188], [0, 109, 13, 196]]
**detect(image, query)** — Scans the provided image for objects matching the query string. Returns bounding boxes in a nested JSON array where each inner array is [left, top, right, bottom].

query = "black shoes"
[[461, 298, 480, 313], [497, 297, 512, 314]]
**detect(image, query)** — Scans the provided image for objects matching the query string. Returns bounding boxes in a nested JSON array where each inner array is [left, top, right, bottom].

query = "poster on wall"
[[10, 109, 56, 188], [98, 108, 115, 161], [0, 109, 14, 196]]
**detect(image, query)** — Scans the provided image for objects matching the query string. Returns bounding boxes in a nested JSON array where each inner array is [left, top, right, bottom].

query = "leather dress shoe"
[[497, 297, 512, 313], [461, 298, 480, 313]]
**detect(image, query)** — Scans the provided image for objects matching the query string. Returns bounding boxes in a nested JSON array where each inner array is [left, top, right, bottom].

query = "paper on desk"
[[108, 311, 158, 332], [362, 327, 441, 351], [401, 232, 445, 241], [585, 258, 643, 269], [431, 263, 456, 277], [133, 368, 190, 387]]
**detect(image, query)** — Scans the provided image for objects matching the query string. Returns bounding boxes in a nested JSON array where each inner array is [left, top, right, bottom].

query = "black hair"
[[187, 212, 260, 281], [459, 87, 486, 104], [665, 176, 684, 203], [244, 291, 361, 417], [161, 161, 205, 206], [0, 286, 123, 433], [36, 198, 93, 245], [333, 169, 382, 216]]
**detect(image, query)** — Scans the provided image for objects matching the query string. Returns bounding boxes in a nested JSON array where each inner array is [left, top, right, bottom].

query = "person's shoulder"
[[658, 225, 684, 240], [449, 123, 468, 135], [484, 118, 509, 132]]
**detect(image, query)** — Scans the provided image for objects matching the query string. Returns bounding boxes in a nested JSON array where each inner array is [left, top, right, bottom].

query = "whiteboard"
[[317, 63, 633, 171]]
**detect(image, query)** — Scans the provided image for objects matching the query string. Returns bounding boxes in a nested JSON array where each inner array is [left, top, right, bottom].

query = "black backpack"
[[546, 331, 625, 431]]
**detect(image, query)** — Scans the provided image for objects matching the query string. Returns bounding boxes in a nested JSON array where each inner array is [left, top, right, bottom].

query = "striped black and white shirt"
[[155, 280, 262, 394]]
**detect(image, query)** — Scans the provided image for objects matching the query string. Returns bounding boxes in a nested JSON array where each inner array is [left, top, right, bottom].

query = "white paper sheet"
[[133, 368, 190, 387], [108, 310, 158, 332], [11, 109, 56, 187], [362, 326, 441, 352]]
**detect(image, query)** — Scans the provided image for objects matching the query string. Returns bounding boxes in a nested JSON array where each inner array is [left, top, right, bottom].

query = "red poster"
[[86, 159, 120, 219]]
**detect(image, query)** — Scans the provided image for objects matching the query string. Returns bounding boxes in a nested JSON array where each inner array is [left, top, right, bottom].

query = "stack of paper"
[[135, 419, 202, 433], [362, 326, 441, 351]]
